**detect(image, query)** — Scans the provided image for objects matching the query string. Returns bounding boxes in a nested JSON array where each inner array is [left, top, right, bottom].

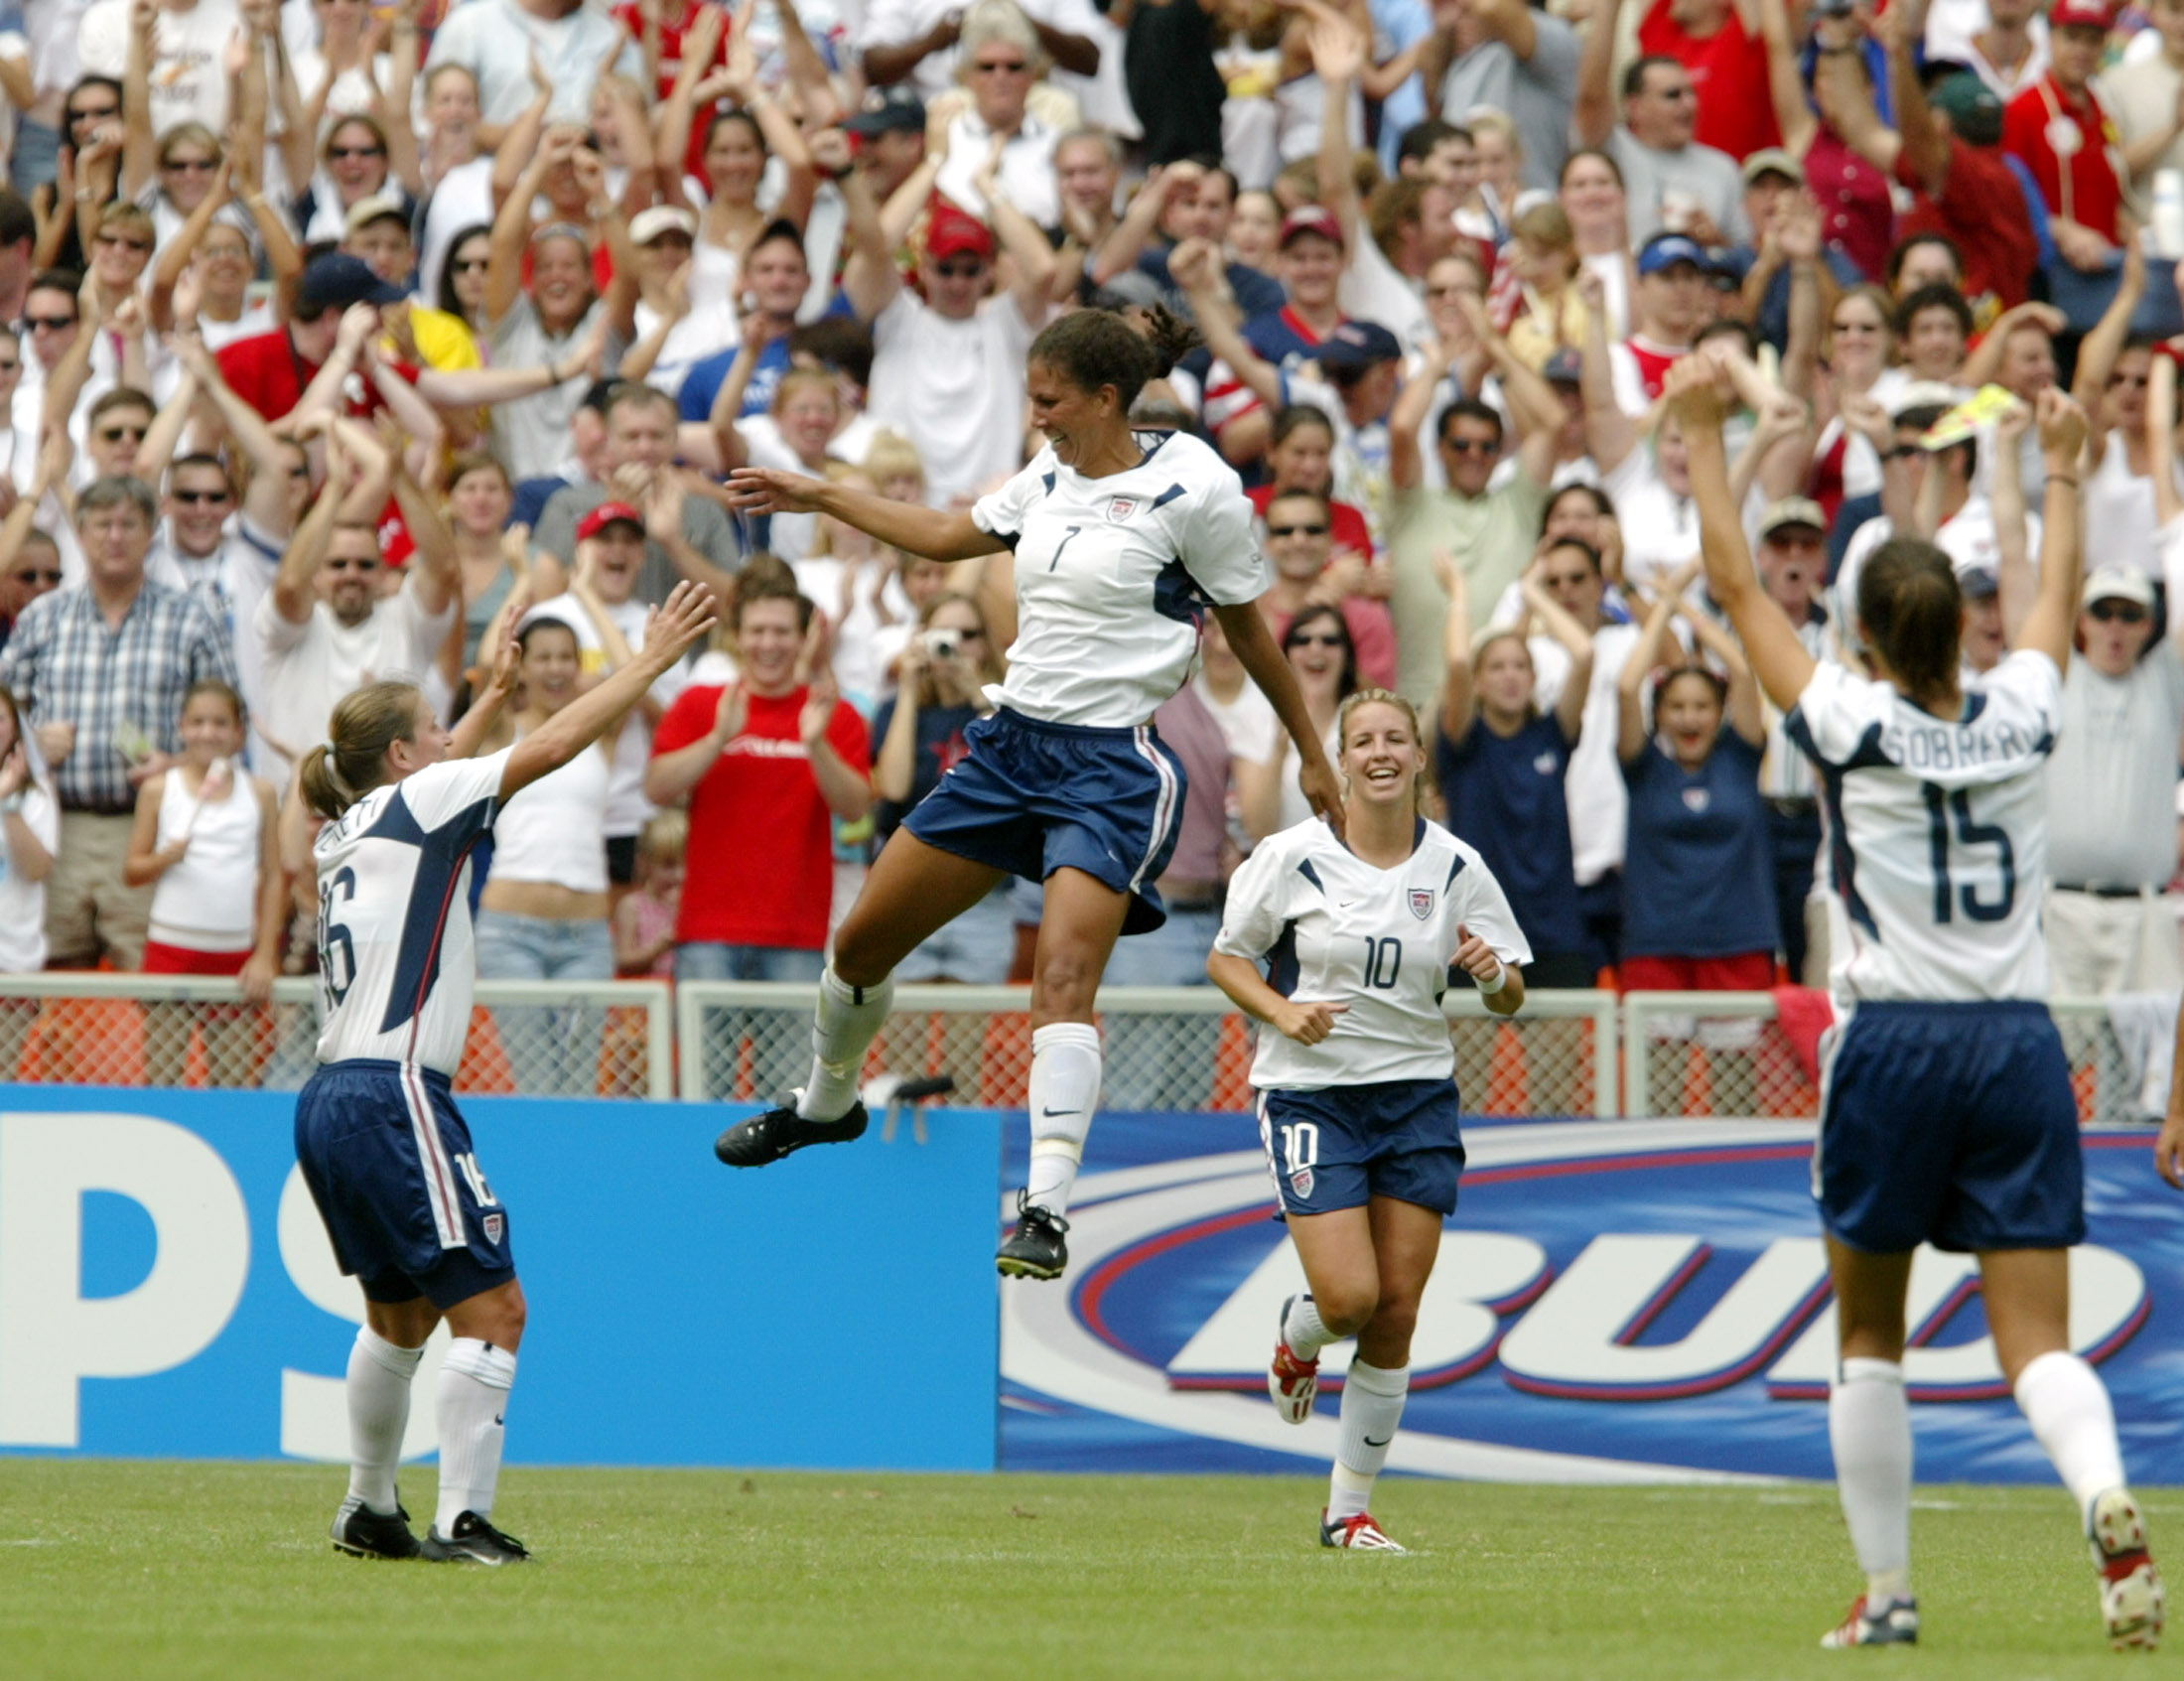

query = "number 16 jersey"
[[1214, 816, 1533, 1090], [1785, 651, 2059, 1006]]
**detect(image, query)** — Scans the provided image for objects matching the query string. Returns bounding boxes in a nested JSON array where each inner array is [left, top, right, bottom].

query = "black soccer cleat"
[[997, 1191, 1070, 1280], [715, 1099, 870, 1168], [420, 1510, 531, 1566], [330, 1496, 421, 1560]]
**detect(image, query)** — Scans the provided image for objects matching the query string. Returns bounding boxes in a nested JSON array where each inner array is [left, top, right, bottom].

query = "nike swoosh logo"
[[1363, 1434, 1392, 1447], [1040, 1107, 1077, 1118], [492, 1415, 504, 1427]]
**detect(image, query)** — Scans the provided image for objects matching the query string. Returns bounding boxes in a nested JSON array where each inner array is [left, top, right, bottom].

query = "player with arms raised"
[[716, 309, 1341, 1281], [1207, 688, 1530, 1552], [294, 584, 715, 1566], [1668, 358, 2162, 1651]]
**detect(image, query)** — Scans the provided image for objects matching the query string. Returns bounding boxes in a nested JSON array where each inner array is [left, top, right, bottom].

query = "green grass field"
[[0, 1463, 2164, 1680]]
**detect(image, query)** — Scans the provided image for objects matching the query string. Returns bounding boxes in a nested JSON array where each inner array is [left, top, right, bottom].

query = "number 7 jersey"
[[1786, 651, 2058, 1005], [1214, 816, 1533, 1090]]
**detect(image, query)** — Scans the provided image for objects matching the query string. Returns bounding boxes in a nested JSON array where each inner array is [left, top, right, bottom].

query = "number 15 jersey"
[[1786, 651, 2059, 1006], [1214, 816, 1533, 1091]]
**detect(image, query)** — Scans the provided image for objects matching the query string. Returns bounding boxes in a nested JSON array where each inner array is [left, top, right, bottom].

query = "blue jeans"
[[676, 941, 826, 1100], [474, 910, 614, 1095], [1099, 905, 1224, 1110]]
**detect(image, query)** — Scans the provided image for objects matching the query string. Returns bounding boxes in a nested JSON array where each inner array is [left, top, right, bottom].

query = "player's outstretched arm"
[[2010, 389, 2092, 675], [724, 470, 993, 561], [1662, 357, 1815, 714], [501, 583, 718, 802]]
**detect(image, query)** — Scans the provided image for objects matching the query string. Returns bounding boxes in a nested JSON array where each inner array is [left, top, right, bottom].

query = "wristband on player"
[[1474, 958, 1506, 995]]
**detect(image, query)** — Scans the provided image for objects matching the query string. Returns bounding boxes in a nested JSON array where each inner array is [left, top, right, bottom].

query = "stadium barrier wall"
[[0, 978, 2163, 1124], [0, 1084, 1002, 1471]]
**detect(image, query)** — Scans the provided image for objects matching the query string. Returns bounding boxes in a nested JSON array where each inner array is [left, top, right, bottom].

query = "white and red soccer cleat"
[[1319, 1510, 1408, 1553], [1819, 1594, 1919, 1648], [1269, 1294, 1318, 1424], [2089, 1488, 2165, 1651]]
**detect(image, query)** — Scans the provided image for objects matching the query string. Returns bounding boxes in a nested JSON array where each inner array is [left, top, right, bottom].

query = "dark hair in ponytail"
[[1029, 304, 1203, 413], [299, 680, 423, 820], [1858, 537, 1962, 709]]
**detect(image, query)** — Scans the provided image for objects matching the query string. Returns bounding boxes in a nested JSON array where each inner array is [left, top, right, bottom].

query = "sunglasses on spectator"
[[326, 557, 380, 573], [25, 314, 75, 331], [972, 57, 1030, 73], [935, 259, 987, 278], [1441, 437, 1495, 455], [8, 567, 62, 584], [2089, 601, 2149, 624], [452, 255, 490, 273], [97, 233, 152, 253], [1288, 631, 1346, 647], [172, 489, 230, 504], [98, 423, 148, 442], [329, 144, 385, 161], [1266, 522, 1328, 537], [163, 156, 216, 173]]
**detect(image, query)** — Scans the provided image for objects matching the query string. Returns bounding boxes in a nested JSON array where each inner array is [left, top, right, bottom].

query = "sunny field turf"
[[0, 1463, 2165, 1681]]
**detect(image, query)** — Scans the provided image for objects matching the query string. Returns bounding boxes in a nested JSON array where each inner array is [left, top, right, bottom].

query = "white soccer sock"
[[345, 1328, 423, 1515], [2015, 1350, 2128, 1528], [1830, 1357, 1912, 1603], [1284, 1296, 1335, 1362], [799, 969, 894, 1119], [1024, 1023, 1101, 1216], [435, 1337, 516, 1533], [1328, 1360, 1410, 1522]]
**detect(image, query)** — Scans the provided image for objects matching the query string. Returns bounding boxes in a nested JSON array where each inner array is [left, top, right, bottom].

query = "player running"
[[1668, 359, 2162, 1651], [1207, 688, 1530, 1552], [295, 584, 715, 1566], [717, 308, 1340, 1281]]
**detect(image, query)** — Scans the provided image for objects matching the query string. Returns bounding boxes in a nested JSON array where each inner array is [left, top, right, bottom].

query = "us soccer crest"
[[1682, 787, 1712, 813], [482, 1213, 504, 1244], [1291, 1167, 1314, 1199], [1106, 495, 1138, 522], [1408, 888, 1433, 920]]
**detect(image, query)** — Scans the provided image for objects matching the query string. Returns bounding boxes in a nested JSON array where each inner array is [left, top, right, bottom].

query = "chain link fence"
[[674, 983, 1622, 1116], [0, 976, 675, 1099]]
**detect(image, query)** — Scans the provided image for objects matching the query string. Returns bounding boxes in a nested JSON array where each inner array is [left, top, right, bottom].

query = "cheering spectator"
[[122, 678, 281, 1083], [77, 0, 236, 138], [1432, 0, 1582, 191], [1573, 33, 1749, 249], [645, 572, 872, 1091], [929, 2, 1070, 231], [1435, 548, 1595, 986], [1616, 556, 1774, 991], [1635, 0, 1779, 161], [446, 453, 522, 668], [1758, 0, 1894, 283], [1243, 603, 1351, 839], [0, 519, 62, 652], [2003, 0, 2126, 306], [0, 682, 57, 989], [870, 593, 1013, 983], [256, 426, 457, 785], [614, 808, 688, 980], [1246, 406, 1376, 556], [1256, 489, 1396, 689], [425, 0, 643, 128], [0, 475, 238, 969]]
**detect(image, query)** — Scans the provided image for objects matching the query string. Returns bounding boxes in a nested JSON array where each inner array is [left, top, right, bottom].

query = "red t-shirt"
[[613, 0, 734, 182], [2004, 74, 2125, 242], [1624, 336, 1686, 401], [653, 683, 871, 949], [214, 329, 420, 424], [1896, 138, 2040, 313], [1635, 0, 1780, 162], [1246, 483, 1376, 558]]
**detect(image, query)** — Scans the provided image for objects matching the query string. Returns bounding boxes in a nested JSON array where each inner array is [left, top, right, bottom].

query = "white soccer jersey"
[[1786, 652, 2059, 1005], [971, 431, 1273, 729], [1214, 817, 1533, 1090], [312, 751, 509, 1077]]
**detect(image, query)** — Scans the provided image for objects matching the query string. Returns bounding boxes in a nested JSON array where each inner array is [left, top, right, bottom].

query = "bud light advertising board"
[[998, 1117, 2184, 1483]]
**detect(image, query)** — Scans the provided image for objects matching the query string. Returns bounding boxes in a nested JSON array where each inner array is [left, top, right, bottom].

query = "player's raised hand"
[[1662, 354, 1727, 435], [1272, 999, 1347, 1046], [725, 467, 826, 514], [1451, 924, 1505, 989], [642, 580, 718, 670], [2034, 386, 2090, 468]]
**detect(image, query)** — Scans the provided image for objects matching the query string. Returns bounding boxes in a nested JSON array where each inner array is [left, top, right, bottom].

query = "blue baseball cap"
[[1637, 233, 1708, 277], [1316, 319, 1403, 369]]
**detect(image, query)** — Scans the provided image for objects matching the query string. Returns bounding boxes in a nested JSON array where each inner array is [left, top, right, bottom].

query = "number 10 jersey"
[[1786, 651, 2059, 1006], [1214, 816, 1533, 1091]]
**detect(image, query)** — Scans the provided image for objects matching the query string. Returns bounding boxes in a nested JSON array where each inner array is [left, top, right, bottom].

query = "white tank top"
[[148, 765, 264, 951], [2084, 429, 2173, 576], [488, 732, 611, 896]]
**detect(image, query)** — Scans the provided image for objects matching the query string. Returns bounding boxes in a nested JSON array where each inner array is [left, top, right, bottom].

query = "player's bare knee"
[[1363, 1296, 1421, 1348], [830, 917, 889, 989], [1028, 948, 1102, 1021], [1317, 1286, 1380, 1338]]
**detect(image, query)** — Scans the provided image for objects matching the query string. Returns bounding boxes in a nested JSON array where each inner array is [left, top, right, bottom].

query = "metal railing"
[[0, 974, 676, 1100], [0, 974, 2158, 1123]]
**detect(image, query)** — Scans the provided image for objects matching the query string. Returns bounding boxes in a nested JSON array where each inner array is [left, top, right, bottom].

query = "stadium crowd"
[[0, 0, 2182, 1061]]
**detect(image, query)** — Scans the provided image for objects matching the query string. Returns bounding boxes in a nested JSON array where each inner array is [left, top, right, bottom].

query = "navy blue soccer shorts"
[[900, 707, 1184, 934], [1815, 1000, 2085, 1254], [1258, 1077, 1467, 1218], [294, 1058, 516, 1309]]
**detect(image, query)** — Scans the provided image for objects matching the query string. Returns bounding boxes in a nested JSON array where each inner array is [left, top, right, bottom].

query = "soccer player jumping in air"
[[1208, 688, 1530, 1552], [1668, 356, 2162, 1652], [719, 308, 1340, 1282]]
